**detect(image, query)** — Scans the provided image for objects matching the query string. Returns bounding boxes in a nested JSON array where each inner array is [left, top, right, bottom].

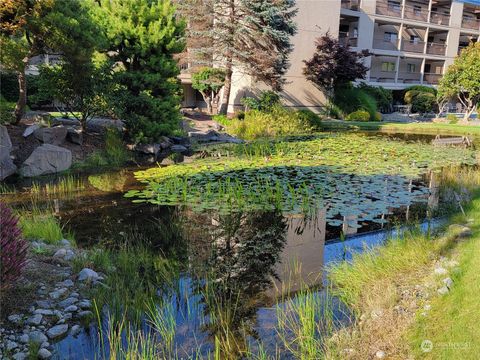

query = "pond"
[[2, 132, 478, 359]]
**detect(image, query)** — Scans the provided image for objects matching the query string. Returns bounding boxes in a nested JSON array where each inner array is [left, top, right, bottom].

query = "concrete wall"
[[228, 0, 341, 113]]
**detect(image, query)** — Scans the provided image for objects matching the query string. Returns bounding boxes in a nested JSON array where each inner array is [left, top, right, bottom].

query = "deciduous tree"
[[438, 42, 480, 122], [191, 67, 226, 114], [303, 33, 371, 100]]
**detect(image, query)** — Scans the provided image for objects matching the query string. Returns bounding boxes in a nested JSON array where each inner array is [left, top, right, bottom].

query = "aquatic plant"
[[17, 207, 71, 245], [30, 175, 85, 198], [88, 171, 127, 192], [127, 134, 477, 226], [0, 202, 28, 290]]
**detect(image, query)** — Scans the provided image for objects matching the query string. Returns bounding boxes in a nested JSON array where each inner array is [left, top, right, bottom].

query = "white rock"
[[58, 297, 77, 308], [34, 309, 54, 316], [434, 267, 448, 275], [38, 348, 52, 359], [70, 325, 81, 337], [8, 314, 22, 324], [64, 305, 78, 312], [53, 248, 67, 258], [437, 286, 449, 295], [12, 353, 27, 360], [49, 288, 67, 299], [19, 334, 29, 344], [29, 331, 48, 344], [46, 324, 69, 339], [375, 350, 386, 359], [6, 340, 18, 351], [59, 239, 71, 247], [443, 277, 454, 289], [27, 314, 43, 326], [78, 268, 99, 282]]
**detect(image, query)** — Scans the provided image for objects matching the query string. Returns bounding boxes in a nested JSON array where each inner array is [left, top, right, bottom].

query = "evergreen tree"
[[91, 0, 186, 142], [178, 0, 297, 114]]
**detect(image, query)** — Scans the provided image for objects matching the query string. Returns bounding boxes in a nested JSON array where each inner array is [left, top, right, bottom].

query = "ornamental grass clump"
[[0, 202, 28, 290]]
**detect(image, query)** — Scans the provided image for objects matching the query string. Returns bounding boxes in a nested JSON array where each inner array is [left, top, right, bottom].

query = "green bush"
[[356, 83, 392, 112], [346, 109, 371, 121], [0, 72, 18, 102], [411, 92, 436, 113], [446, 113, 458, 124], [241, 91, 281, 112], [227, 105, 313, 140], [296, 109, 322, 129], [374, 112, 382, 122], [212, 114, 232, 127], [0, 96, 15, 124], [334, 87, 377, 121]]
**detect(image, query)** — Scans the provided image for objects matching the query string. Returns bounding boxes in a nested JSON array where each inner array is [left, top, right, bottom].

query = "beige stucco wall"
[[228, 0, 341, 113]]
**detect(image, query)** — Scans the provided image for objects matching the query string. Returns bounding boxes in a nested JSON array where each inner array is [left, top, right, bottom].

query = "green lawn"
[[322, 120, 480, 136], [409, 196, 480, 359]]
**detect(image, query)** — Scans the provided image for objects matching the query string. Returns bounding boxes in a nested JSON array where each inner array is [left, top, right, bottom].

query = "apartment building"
[[180, 0, 480, 112]]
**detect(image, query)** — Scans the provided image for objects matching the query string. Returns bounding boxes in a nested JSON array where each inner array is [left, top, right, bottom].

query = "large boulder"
[[86, 118, 124, 134], [66, 127, 83, 145], [51, 117, 81, 127], [20, 144, 72, 177], [34, 126, 68, 145], [0, 125, 16, 180], [188, 130, 244, 144]]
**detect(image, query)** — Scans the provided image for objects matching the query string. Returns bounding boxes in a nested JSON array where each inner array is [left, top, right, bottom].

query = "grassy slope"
[[409, 197, 480, 359], [327, 193, 480, 359], [322, 120, 480, 136]]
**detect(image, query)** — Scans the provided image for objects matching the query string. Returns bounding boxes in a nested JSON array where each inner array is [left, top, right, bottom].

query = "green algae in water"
[[126, 134, 478, 224]]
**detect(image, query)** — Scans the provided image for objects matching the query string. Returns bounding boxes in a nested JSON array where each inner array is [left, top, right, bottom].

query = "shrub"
[[446, 113, 458, 124], [19, 211, 67, 245], [241, 91, 281, 112], [296, 109, 322, 129], [411, 92, 436, 113], [334, 87, 377, 121], [227, 105, 313, 140], [0, 96, 15, 124], [1, 203, 28, 290], [356, 83, 392, 112], [0, 72, 19, 102], [212, 114, 232, 127], [374, 112, 382, 122], [346, 109, 371, 121]]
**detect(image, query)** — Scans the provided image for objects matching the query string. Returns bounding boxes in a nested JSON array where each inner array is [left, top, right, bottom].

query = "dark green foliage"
[[93, 0, 186, 143], [334, 86, 377, 121], [241, 91, 281, 112], [356, 83, 392, 112], [191, 67, 226, 114], [0, 71, 17, 102], [447, 114, 458, 124], [296, 109, 322, 129], [346, 109, 370, 121], [0, 96, 15, 124], [404, 86, 437, 113]]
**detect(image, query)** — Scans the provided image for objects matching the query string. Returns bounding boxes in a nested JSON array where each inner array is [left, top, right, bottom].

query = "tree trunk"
[[463, 106, 475, 122], [220, 60, 233, 115], [13, 57, 29, 125]]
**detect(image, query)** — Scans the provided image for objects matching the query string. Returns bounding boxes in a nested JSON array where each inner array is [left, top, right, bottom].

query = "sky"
[[459, 0, 480, 5]]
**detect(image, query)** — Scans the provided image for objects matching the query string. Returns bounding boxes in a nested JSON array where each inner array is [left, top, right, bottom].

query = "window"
[[388, 0, 401, 11], [384, 32, 398, 42], [407, 63, 416, 73], [410, 35, 420, 44], [382, 62, 396, 72]]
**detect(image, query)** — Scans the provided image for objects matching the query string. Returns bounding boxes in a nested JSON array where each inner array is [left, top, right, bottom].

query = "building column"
[[427, 0, 433, 23], [394, 56, 401, 83]]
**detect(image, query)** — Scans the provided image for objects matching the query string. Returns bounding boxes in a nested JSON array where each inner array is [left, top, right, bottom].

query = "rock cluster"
[[0, 125, 17, 180], [0, 240, 97, 359]]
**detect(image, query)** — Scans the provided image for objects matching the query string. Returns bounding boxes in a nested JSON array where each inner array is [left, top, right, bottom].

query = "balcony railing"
[[426, 42, 446, 56], [339, 33, 359, 47], [398, 71, 422, 84], [370, 71, 396, 83], [423, 73, 442, 84], [373, 37, 399, 50], [462, 17, 480, 30], [376, 1, 402, 17], [403, 5, 428, 22], [400, 39, 425, 53], [341, 0, 360, 11], [430, 11, 450, 26]]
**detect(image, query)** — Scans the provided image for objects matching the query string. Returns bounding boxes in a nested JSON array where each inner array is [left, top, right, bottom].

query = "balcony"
[[373, 37, 399, 51], [430, 11, 450, 26], [403, 4, 428, 22], [400, 39, 425, 53], [341, 0, 360, 11], [462, 17, 480, 31], [423, 73, 441, 85], [370, 71, 396, 83], [426, 42, 446, 56], [398, 71, 422, 84], [339, 32, 358, 47], [376, 1, 402, 17]]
